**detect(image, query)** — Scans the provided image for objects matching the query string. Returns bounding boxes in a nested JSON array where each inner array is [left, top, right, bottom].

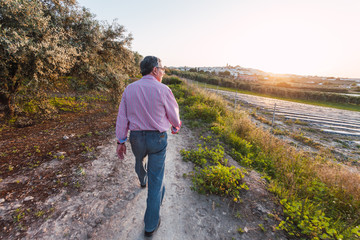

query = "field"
[[0, 97, 117, 239]]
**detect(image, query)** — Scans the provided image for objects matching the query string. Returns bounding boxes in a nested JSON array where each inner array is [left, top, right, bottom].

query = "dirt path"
[[25, 125, 287, 240]]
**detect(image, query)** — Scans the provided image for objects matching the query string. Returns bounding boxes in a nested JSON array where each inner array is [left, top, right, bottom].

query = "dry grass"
[[315, 161, 360, 202]]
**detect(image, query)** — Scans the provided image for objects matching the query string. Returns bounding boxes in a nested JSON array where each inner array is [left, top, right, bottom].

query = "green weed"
[[35, 211, 45, 217], [181, 143, 226, 167], [292, 133, 322, 149], [294, 119, 309, 126], [13, 209, 25, 222], [191, 164, 248, 201], [34, 146, 41, 153], [0, 152, 7, 157], [271, 128, 287, 135], [8, 165, 14, 171], [27, 161, 40, 169], [50, 97, 87, 112], [258, 224, 266, 232], [237, 227, 245, 233]]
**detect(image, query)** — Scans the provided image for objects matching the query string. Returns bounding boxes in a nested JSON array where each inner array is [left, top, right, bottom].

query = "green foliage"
[[50, 97, 86, 112], [191, 164, 248, 201], [0, 0, 78, 115], [35, 211, 45, 217], [277, 198, 346, 239], [0, 0, 139, 117], [8, 165, 14, 171], [183, 103, 220, 123], [258, 223, 266, 232], [162, 76, 183, 85], [271, 128, 288, 135], [237, 227, 245, 233], [181, 143, 226, 167], [22, 100, 39, 115], [292, 132, 322, 149], [13, 208, 25, 223]]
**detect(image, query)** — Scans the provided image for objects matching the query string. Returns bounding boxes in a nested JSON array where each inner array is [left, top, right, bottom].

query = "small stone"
[[63, 135, 69, 140], [12, 203, 22, 209], [95, 218, 103, 224], [24, 196, 34, 201], [0, 198, 4, 203]]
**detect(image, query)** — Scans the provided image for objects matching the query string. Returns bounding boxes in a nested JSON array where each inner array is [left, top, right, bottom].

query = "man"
[[115, 56, 181, 237]]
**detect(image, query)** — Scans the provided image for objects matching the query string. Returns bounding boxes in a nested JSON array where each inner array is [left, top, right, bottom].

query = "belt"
[[130, 130, 163, 133]]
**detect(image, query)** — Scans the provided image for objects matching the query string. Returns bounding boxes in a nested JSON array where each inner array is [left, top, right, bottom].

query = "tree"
[[68, 14, 138, 103], [0, 0, 78, 116], [0, 0, 139, 116], [219, 70, 231, 77]]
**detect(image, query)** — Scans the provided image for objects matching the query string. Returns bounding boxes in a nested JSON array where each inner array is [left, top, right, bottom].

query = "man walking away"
[[115, 56, 181, 237]]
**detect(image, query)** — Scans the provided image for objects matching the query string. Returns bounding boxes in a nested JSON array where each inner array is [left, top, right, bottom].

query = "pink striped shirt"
[[116, 75, 181, 143]]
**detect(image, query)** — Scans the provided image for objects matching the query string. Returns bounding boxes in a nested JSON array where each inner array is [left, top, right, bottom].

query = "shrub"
[[184, 103, 220, 123], [191, 164, 248, 202], [181, 143, 226, 167], [162, 76, 183, 85]]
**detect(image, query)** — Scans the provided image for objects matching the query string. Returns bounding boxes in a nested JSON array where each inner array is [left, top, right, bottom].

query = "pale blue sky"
[[77, 0, 360, 78]]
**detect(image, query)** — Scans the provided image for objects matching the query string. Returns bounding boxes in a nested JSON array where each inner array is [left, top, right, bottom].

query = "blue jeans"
[[129, 130, 167, 232]]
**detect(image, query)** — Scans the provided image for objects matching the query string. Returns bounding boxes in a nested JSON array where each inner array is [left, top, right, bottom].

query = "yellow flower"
[[233, 197, 237, 202]]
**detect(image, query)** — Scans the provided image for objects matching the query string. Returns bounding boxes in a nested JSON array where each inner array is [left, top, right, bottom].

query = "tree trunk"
[[0, 92, 14, 118]]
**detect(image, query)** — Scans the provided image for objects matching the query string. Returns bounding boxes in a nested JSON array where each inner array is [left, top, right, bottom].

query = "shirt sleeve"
[[164, 87, 181, 128], [116, 89, 129, 143]]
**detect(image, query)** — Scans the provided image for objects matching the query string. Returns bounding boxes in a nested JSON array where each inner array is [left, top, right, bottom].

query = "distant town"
[[170, 65, 360, 89]]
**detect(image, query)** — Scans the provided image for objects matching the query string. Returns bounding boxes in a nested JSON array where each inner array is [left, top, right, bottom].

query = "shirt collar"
[[143, 74, 160, 82]]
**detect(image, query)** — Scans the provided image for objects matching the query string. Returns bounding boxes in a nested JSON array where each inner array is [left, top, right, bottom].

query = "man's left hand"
[[116, 143, 126, 159], [171, 126, 180, 134]]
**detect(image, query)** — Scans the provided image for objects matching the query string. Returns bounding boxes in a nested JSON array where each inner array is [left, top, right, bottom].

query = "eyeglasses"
[[157, 67, 165, 72]]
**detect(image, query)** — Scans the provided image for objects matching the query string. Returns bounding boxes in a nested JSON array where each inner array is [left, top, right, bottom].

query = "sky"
[[77, 0, 360, 78]]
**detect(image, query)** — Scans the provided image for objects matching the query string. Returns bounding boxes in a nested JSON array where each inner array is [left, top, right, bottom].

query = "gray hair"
[[140, 56, 162, 76]]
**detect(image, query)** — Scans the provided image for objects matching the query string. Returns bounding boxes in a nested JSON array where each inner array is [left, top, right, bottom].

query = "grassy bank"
[[165, 76, 360, 239]]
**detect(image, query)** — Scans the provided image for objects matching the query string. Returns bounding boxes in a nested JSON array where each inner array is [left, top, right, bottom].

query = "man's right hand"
[[116, 143, 126, 159]]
